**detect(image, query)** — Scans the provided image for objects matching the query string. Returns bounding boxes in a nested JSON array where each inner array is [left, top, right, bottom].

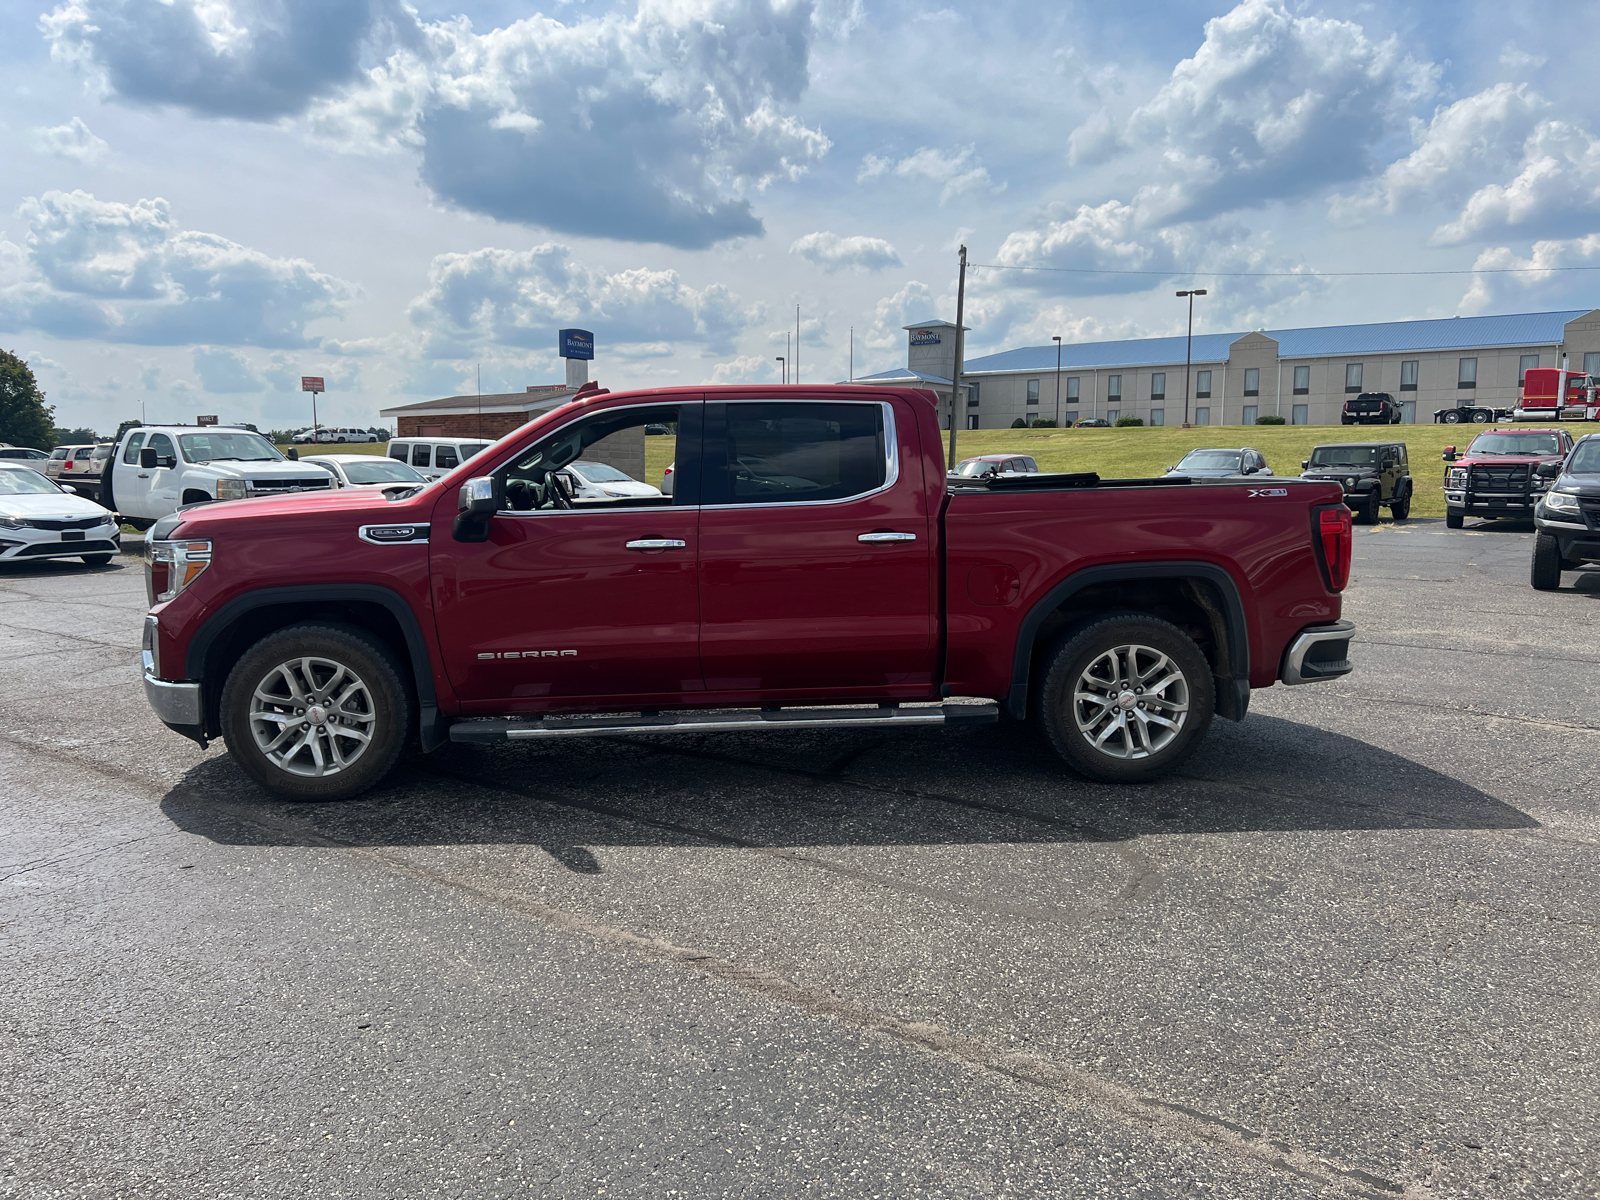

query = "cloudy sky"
[[3, 0, 1599, 432]]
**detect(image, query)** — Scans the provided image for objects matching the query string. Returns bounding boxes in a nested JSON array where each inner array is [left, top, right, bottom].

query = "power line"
[[968, 261, 1600, 279]]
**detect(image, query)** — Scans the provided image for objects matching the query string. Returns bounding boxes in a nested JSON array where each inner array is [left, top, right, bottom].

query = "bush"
[[1030, 418, 1057, 428], [1010, 418, 1028, 428], [1114, 416, 1144, 427], [1255, 414, 1287, 425]]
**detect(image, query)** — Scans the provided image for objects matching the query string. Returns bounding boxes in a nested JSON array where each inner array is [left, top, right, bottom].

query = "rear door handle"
[[625, 539, 687, 550], [858, 532, 917, 543]]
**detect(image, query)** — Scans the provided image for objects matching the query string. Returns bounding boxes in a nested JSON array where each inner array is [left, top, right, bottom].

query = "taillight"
[[1318, 506, 1352, 591]]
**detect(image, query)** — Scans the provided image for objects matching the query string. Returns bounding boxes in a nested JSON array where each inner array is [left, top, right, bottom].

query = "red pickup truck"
[[139, 386, 1355, 800]]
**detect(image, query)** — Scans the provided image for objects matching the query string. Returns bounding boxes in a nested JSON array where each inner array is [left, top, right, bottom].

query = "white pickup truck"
[[103, 425, 336, 529]]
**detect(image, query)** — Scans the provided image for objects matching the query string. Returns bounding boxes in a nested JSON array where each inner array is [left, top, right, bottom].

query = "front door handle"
[[858, 532, 917, 543], [625, 538, 687, 550]]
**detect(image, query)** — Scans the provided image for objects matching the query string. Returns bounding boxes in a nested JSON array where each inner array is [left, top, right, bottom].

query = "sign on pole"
[[557, 329, 594, 361], [197, 414, 219, 426], [301, 376, 325, 393]]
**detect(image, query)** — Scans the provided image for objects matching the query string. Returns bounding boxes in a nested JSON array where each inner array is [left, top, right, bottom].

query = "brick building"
[[380, 384, 580, 439]]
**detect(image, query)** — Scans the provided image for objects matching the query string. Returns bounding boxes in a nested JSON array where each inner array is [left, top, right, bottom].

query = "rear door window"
[[50, 448, 68, 460], [435, 446, 460, 470], [705, 402, 887, 505], [413, 445, 432, 469], [388, 444, 409, 463]]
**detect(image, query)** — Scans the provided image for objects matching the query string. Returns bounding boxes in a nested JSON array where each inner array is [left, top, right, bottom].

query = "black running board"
[[449, 703, 999, 743]]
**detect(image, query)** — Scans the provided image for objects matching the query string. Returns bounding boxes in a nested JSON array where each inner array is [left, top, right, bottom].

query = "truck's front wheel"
[[220, 623, 413, 801], [1530, 532, 1564, 591], [1036, 614, 1215, 783]]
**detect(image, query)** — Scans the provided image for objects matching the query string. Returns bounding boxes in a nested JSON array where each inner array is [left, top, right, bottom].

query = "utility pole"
[[1053, 335, 1062, 427], [795, 304, 801, 385], [948, 244, 968, 470], [849, 326, 853, 382], [1176, 288, 1208, 427], [476, 362, 482, 441]]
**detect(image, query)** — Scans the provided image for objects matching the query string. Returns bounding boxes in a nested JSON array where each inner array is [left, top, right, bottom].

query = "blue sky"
[[2, 0, 1599, 432]]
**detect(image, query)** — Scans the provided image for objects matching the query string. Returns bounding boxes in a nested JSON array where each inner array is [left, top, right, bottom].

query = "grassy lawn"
[[295, 425, 1505, 517], [942, 424, 1481, 517]]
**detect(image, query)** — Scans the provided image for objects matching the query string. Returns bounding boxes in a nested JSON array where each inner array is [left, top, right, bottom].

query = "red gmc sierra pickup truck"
[[140, 386, 1355, 801]]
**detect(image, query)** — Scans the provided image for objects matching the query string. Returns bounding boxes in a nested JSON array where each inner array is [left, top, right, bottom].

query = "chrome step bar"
[[449, 702, 999, 743]]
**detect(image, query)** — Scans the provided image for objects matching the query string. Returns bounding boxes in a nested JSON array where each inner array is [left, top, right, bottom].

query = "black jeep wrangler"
[[1301, 441, 1413, 524]]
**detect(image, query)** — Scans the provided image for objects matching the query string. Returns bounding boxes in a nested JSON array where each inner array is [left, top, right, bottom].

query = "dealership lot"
[[2, 521, 1597, 1199]]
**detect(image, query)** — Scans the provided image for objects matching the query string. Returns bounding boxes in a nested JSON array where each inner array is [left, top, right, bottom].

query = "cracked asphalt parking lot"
[[2, 518, 1598, 1199]]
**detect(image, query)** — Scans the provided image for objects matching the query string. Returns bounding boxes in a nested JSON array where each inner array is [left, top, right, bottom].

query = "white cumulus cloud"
[[1433, 120, 1600, 245], [33, 117, 109, 163], [857, 146, 998, 203], [789, 231, 901, 272]]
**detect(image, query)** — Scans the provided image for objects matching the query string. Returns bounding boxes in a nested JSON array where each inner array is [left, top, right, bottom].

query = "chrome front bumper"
[[143, 639, 202, 726], [1281, 620, 1355, 686]]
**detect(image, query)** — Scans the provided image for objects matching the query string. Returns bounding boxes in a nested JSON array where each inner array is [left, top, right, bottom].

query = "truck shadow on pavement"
[[161, 713, 1538, 862]]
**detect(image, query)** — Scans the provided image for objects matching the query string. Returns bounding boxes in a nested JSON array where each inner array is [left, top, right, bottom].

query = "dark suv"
[[1301, 441, 1412, 524], [1531, 433, 1600, 590], [1342, 392, 1402, 425]]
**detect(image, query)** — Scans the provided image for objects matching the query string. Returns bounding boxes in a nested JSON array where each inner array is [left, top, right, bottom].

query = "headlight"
[[0, 517, 23, 530], [215, 479, 248, 500], [1448, 468, 1467, 488], [1345, 476, 1357, 488], [602, 489, 630, 498], [149, 539, 212, 602], [1543, 490, 1582, 515]]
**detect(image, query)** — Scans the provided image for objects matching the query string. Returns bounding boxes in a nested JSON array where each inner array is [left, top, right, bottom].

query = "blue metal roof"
[[852, 367, 953, 385], [962, 309, 1592, 375]]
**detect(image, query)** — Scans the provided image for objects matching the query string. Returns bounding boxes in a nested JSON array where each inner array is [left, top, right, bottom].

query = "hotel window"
[[1106, 409, 1120, 423], [1066, 377, 1080, 402], [1241, 405, 1258, 425], [1063, 410, 1079, 425], [1293, 365, 1310, 395], [1400, 360, 1418, 391], [966, 382, 979, 408], [967, 415, 979, 430], [1149, 408, 1164, 426], [1519, 355, 1539, 385], [1243, 368, 1259, 397], [1195, 370, 1211, 399], [1585, 352, 1600, 376], [1026, 378, 1040, 406], [1458, 357, 1477, 388], [1151, 372, 1166, 401], [1292, 404, 1308, 425], [1345, 363, 1363, 393], [1107, 374, 1122, 401], [1194, 407, 1210, 426]]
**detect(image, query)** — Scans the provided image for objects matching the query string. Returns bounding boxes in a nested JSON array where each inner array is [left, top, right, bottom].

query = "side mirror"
[[139, 447, 157, 469], [1442, 447, 1457, 462], [286, 447, 298, 460], [1535, 461, 1560, 479], [452, 475, 501, 542], [1300, 459, 1310, 470]]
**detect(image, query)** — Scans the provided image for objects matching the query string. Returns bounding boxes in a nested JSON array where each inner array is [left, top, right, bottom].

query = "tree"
[[0, 350, 56, 450], [52, 426, 102, 445]]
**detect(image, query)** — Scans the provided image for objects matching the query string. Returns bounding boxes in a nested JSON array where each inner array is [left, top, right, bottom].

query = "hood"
[[1555, 473, 1600, 496], [161, 482, 429, 538], [1459, 452, 1564, 465], [0, 490, 116, 519], [187, 459, 335, 481]]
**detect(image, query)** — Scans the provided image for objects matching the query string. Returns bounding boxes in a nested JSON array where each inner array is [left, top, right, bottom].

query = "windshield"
[[953, 459, 1002, 476], [178, 432, 283, 463], [0, 468, 62, 495], [571, 461, 635, 483], [1177, 451, 1243, 471], [1570, 440, 1600, 475], [341, 458, 426, 485], [1468, 433, 1561, 456], [1309, 446, 1379, 467]]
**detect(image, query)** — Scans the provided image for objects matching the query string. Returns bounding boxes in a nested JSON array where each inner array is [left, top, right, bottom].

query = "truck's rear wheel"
[[1036, 614, 1215, 783], [1442, 410, 1462, 424], [1391, 489, 1411, 520], [221, 623, 412, 801], [1530, 532, 1564, 591], [1356, 490, 1381, 525], [1471, 410, 1491, 423]]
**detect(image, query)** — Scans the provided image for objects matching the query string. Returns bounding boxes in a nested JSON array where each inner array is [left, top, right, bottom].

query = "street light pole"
[[947, 244, 967, 470], [1176, 288, 1208, 427], [1052, 335, 1062, 426], [776, 356, 786, 384]]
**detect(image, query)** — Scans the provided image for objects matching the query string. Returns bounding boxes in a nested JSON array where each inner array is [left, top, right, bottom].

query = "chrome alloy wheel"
[[248, 656, 376, 777], [1072, 643, 1190, 760]]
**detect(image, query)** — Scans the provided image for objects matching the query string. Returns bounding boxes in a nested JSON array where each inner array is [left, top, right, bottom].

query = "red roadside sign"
[[301, 376, 325, 393]]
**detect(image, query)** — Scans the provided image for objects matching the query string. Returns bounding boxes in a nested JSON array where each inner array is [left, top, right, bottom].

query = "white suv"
[[106, 426, 336, 529], [292, 427, 379, 444], [385, 437, 492, 481]]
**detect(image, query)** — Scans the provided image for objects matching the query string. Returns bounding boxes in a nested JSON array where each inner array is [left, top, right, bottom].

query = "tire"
[[1442, 410, 1462, 424], [1356, 490, 1381, 525], [1471, 410, 1491, 423], [81, 553, 113, 566], [1445, 509, 1464, 529], [125, 517, 154, 532], [1035, 613, 1215, 783], [220, 623, 413, 801], [1531, 532, 1564, 591], [1391, 490, 1411, 520]]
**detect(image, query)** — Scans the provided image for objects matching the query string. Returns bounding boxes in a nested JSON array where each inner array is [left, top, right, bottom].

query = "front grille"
[[14, 539, 119, 556], [248, 478, 332, 493], [1469, 464, 1530, 491], [25, 517, 110, 531]]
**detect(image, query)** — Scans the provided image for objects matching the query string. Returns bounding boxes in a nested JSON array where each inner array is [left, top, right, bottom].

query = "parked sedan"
[[0, 445, 50, 462], [298, 453, 428, 497], [0, 464, 121, 566], [1165, 447, 1274, 479], [1074, 418, 1112, 428], [951, 454, 1040, 479], [557, 460, 664, 502]]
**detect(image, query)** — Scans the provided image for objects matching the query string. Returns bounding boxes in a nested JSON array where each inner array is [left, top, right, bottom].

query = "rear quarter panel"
[[943, 479, 1347, 697]]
